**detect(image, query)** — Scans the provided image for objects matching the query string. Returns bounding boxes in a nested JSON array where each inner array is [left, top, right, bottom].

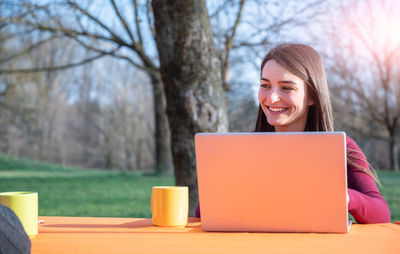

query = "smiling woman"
[[258, 59, 313, 132], [252, 43, 391, 224], [195, 44, 391, 223], [255, 44, 333, 133]]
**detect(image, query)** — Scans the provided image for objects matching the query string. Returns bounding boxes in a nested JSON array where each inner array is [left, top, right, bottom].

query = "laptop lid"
[[195, 132, 348, 233]]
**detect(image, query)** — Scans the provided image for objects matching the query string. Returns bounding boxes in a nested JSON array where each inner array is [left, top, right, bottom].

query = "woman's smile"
[[258, 60, 312, 132], [267, 106, 289, 114]]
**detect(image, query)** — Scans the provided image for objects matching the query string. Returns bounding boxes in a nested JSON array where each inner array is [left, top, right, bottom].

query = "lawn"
[[0, 153, 399, 221], [378, 170, 400, 222], [0, 153, 174, 218]]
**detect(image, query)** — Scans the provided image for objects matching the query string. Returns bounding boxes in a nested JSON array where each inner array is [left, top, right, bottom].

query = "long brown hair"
[[254, 43, 380, 184], [255, 43, 333, 132]]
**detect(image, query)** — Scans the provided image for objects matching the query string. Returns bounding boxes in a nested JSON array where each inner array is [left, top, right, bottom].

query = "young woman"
[[196, 43, 391, 223]]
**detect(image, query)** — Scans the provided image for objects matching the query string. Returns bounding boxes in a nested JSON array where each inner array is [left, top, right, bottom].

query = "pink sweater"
[[195, 136, 391, 223], [346, 136, 391, 223]]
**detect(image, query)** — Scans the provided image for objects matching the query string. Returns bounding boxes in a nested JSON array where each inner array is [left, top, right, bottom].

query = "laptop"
[[195, 132, 350, 233]]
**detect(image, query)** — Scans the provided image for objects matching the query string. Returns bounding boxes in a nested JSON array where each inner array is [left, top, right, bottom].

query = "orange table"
[[32, 216, 400, 254]]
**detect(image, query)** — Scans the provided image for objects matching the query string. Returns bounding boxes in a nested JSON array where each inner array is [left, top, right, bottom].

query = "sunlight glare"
[[340, 0, 400, 59]]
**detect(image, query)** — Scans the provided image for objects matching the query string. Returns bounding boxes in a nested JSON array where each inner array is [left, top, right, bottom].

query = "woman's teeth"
[[268, 107, 287, 112]]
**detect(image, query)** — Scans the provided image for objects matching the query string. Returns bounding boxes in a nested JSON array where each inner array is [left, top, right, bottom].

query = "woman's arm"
[[346, 137, 391, 223]]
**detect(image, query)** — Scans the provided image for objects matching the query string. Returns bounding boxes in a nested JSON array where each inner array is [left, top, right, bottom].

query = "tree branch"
[[109, 0, 136, 43], [225, 0, 245, 50], [219, 0, 246, 90], [5, 1, 159, 78], [132, 0, 144, 46], [333, 113, 387, 141], [146, 0, 156, 38], [345, 80, 386, 124], [5, 16, 128, 47], [72, 36, 156, 74], [66, 1, 156, 70], [66, 1, 127, 45], [0, 79, 14, 98], [0, 35, 58, 64], [0, 52, 109, 74], [0, 27, 36, 42], [209, 0, 232, 19]]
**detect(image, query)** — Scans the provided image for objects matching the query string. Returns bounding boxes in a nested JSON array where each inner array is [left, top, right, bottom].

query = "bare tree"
[[323, 0, 400, 171], [1, 0, 330, 175], [208, 0, 328, 89], [0, 58, 156, 171], [152, 0, 229, 215], [0, 21, 156, 170], [209, 0, 329, 132], [1, 0, 174, 174], [62, 58, 155, 170]]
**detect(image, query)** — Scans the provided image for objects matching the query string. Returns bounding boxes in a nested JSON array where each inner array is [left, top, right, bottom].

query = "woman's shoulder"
[[346, 135, 366, 158], [346, 136, 360, 150]]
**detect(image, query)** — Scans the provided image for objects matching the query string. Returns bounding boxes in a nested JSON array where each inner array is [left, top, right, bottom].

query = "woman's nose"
[[268, 89, 280, 104]]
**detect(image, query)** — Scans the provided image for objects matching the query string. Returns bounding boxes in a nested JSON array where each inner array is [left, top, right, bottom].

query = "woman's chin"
[[267, 122, 284, 128], [266, 119, 286, 127]]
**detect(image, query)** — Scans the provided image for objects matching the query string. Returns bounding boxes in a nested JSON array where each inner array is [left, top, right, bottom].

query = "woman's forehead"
[[261, 60, 303, 84]]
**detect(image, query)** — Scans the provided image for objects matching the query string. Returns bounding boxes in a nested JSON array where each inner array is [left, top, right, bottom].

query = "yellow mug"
[[151, 186, 188, 227], [0, 192, 38, 238]]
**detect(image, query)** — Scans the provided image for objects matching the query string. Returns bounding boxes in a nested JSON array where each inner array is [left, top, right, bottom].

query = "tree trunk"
[[151, 75, 174, 175], [152, 0, 229, 215], [389, 135, 399, 171]]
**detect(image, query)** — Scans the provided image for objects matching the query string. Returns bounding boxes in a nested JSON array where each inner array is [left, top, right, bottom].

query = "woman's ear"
[[307, 99, 315, 106]]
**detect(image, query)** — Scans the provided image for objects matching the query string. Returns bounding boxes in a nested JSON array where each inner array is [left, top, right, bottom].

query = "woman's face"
[[258, 60, 313, 132]]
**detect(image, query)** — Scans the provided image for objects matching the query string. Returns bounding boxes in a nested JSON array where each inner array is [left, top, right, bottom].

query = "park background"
[[0, 0, 399, 220]]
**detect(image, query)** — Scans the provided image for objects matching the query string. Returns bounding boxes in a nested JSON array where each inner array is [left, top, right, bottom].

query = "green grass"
[[378, 170, 400, 222], [0, 153, 399, 222], [0, 153, 174, 218]]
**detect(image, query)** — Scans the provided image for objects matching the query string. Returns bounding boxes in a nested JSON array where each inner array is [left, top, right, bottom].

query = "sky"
[[4, 0, 400, 105]]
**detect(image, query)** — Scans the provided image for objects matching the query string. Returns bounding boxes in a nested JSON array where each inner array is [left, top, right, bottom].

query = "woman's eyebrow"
[[278, 80, 297, 85], [260, 77, 297, 85]]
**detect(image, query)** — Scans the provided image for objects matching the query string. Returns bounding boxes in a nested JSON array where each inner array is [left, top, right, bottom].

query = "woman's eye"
[[282, 86, 294, 91], [260, 84, 270, 89]]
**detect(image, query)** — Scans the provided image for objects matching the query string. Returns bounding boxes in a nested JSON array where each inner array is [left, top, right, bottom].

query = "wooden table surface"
[[31, 216, 400, 254]]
